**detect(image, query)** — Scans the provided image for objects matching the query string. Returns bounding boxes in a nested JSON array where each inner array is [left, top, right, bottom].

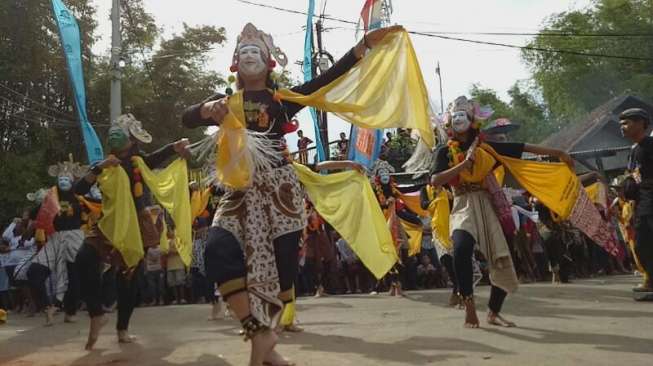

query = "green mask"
[[108, 126, 129, 152]]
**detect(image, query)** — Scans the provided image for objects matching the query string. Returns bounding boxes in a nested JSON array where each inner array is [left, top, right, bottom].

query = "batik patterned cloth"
[[212, 164, 306, 327]]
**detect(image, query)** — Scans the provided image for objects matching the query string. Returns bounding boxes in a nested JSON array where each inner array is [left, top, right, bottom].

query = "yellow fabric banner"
[[191, 187, 212, 222], [216, 30, 433, 189], [97, 166, 144, 268], [401, 219, 423, 257], [134, 157, 193, 266], [277, 30, 433, 147], [292, 163, 396, 279], [400, 193, 429, 217], [482, 143, 580, 220], [428, 187, 452, 250]]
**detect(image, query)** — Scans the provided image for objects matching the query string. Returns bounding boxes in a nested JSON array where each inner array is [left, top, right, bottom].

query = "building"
[[540, 94, 653, 176]]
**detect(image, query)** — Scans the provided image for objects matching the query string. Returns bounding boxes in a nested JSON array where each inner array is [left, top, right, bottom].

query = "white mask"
[[380, 174, 390, 185], [238, 45, 267, 77], [89, 185, 102, 200], [58, 176, 73, 192], [452, 111, 471, 133]]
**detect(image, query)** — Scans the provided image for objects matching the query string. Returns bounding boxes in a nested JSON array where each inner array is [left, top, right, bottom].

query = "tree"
[[470, 83, 559, 143], [522, 0, 653, 121]]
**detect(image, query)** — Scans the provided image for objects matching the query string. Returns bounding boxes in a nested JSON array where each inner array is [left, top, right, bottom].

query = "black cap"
[[619, 108, 650, 125]]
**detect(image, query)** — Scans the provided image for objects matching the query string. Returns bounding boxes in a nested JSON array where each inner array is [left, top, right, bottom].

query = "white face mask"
[[452, 111, 471, 133], [380, 174, 390, 185], [58, 176, 73, 192], [238, 45, 267, 77]]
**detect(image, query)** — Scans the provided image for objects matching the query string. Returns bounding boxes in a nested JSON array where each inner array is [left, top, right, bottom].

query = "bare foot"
[[462, 297, 480, 328], [250, 329, 277, 366], [487, 311, 516, 327], [283, 324, 304, 333], [263, 348, 295, 366], [448, 293, 461, 307], [64, 315, 78, 323], [117, 330, 136, 343], [45, 306, 55, 327], [85, 315, 108, 350]]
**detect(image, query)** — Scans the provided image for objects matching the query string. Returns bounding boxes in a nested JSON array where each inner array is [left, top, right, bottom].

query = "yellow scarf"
[[481, 143, 580, 220], [97, 166, 144, 268], [190, 187, 212, 222], [133, 157, 193, 266], [426, 186, 452, 250], [293, 163, 396, 279], [216, 30, 433, 189]]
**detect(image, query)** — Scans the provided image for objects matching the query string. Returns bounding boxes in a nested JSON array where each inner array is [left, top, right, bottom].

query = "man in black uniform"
[[620, 108, 653, 295]]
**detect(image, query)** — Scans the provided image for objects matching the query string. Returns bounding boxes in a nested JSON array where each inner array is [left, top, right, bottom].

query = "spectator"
[[335, 234, 361, 293], [297, 130, 313, 164], [144, 246, 164, 306], [165, 229, 186, 305], [417, 254, 438, 289], [337, 132, 349, 160]]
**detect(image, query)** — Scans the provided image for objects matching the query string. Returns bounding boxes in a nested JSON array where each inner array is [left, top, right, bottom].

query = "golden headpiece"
[[231, 23, 288, 71]]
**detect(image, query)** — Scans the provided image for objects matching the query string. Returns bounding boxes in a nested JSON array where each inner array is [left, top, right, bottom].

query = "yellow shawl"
[[293, 163, 396, 279], [134, 157, 193, 266], [97, 166, 144, 268], [216, 30, 433, 189]]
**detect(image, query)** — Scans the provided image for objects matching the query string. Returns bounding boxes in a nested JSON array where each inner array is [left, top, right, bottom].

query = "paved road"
[[1, 275, 651, 365]]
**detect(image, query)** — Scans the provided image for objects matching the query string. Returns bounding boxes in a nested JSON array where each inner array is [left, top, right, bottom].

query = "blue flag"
[[51, 0, 104, 163], [303, 0, 326, 162]]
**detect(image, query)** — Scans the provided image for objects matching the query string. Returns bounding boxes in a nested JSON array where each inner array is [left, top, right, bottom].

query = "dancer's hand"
[[200, 98, 229, 125], [98, 156, 121, 169], [174, 138, 191, 159], [365, 25, 404, 48], [557, 151, 575, 169]]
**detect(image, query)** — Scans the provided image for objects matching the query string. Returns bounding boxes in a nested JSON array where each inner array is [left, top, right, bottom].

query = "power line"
[[235, 0, 653, 62], [0, 83, 78, 120], [0, 94, 111, 127]]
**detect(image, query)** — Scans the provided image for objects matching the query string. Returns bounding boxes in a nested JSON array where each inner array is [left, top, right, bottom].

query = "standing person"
[[75, 114, 190, 349], [165, 228, 187, 305], [144, 246, 164, 306], [296, 130, 313, 165], [336, 132, 349, 160], [3, 217, 36, 314], [182, 23, 400, 366], [28, 159, 88, 325], [430, 96, 573, 328], [619, 108, 653, 293]]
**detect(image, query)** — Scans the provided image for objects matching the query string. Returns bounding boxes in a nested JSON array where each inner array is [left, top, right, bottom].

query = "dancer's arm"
[[76, 156, 122, 193], [523, 144, 574, 168], [419, 186, 431, 210], [182, 93, 227, 128], [143, 138, 190, 169], [430, 147, 474, 188]]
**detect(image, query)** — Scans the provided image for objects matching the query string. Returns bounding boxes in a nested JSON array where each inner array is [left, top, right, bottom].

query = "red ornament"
[[282, 119, 299, 134], [268, 59, 276, 69], [229, 64, 238, 73]]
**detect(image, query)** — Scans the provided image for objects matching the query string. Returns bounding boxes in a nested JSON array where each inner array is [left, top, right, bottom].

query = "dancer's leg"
[[76, 242, 107, 350], [64, 261, 80, 321], [452, 230, 479, 328], [486, 285, 516, 327], [26, 263, 53, 325], [116, 264, 139, 342]]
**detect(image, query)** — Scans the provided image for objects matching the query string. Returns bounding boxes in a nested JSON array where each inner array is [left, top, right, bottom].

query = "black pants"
[[75, 243, 104, 318], [635, 215, 653, 284], [452, 230, 508, 313], [63, 261, 79, 316], [117, 263, 140, 331], [27, 263, 51, 311], [204, 227, 300, 302]]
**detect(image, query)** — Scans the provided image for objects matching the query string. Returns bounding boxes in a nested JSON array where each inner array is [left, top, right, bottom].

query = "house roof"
[[540, 94, 653, 151]]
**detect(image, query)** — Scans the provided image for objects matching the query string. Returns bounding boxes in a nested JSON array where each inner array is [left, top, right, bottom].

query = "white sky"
[[91, 0, 592, 150]]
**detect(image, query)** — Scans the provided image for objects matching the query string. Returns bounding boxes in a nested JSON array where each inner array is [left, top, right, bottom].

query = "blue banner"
[[349, 0, 384, 168], [52, 0, 104, 163], [303, 0, 326, 162]]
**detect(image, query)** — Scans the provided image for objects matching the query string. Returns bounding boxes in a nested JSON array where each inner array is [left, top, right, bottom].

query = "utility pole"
[[110, 0, 122, 124], [436, 62, 444, 113], [314, 19, 330, 159]]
